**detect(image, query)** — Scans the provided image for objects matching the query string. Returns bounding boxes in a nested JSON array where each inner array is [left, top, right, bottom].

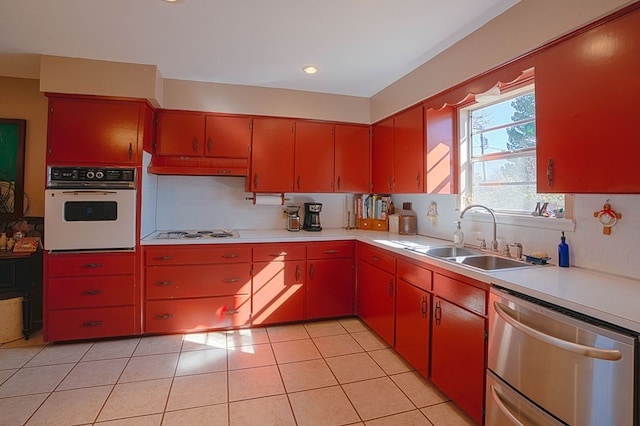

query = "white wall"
[[152, 175, 353, 232]]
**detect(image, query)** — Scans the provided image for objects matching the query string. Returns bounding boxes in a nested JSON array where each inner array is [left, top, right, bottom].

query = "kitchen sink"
[[448, 255, 534, 271]]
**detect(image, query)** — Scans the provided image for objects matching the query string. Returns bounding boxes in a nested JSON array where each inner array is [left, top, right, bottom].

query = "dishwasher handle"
[[490, 385, 525, 426], [493, 301, 622, 361]]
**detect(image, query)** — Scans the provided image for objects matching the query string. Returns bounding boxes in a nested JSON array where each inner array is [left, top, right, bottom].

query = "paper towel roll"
[[253, 194, 283, 205]]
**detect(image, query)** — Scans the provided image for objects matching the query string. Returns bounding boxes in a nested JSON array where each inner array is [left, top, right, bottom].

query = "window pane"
[[471, 122, 536, 157], [472, 156, 536, 185], [471, 93, 536, 130], [472, 182, 538, 212]]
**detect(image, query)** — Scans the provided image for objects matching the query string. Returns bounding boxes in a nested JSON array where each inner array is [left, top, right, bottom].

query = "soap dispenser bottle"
[[558, 231, 570, 267], [453, 221, 464, 248]]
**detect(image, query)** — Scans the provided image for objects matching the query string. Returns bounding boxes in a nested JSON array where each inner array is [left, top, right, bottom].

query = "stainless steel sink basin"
[[448, 255, 534, 271], [419, 246, 480, 258]]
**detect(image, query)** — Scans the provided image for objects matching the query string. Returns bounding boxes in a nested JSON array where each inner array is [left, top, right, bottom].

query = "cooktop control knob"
[[86, 171, 95, 179], [95, 171, 104, 179]]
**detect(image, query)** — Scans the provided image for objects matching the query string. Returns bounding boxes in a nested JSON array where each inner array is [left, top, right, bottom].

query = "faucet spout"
[[460, 204, 498, 252]]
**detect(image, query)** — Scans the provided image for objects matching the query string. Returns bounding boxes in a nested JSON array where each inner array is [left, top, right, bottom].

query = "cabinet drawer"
[[47, 306, 136, 341], [48, 252, 135, 277], [145, 245, 251, 265], [358, 243, 395, 274], [307, 241, 354, 259], [145, 264, 251, 299], [433, 273, 487, 315], [48, 275, 135, 309], [397, 258, 432, 292], [253, 243, 306, 262], [145, 296, 250, 333]]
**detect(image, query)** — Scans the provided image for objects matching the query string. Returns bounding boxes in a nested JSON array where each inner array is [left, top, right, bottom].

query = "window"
[[459, 84, 564, 217]]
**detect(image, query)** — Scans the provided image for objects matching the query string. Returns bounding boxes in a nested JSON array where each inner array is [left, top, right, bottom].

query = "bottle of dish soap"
[[453, 221, 464, 248], [558, 231, 570, 267]]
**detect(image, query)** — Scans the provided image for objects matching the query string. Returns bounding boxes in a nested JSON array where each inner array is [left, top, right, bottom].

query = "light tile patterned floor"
[[0, 318, 477, 425]]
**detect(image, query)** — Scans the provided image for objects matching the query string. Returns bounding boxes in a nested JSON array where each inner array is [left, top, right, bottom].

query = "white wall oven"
[[44, 166, 137, 251]]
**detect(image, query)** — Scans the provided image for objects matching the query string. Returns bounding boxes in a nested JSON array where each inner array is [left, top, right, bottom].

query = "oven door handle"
[[489, 385, 525, 426], [493, 301, 622, 361], [61, 190, 118, 195]]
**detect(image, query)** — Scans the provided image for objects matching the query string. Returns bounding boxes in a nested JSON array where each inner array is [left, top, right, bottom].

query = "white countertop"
[[141, 228, 640, 333]]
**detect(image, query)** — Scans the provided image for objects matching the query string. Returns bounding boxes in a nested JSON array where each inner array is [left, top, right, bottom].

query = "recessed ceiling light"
[[162, 0, 185, 3], [302, 66, 319, 75]]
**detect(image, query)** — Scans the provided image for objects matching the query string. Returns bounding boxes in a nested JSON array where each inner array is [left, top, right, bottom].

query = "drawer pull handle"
[[82, 263, 103, 268], [155, 314, 174, 320], [222, 253, 241, 259], [154, 256, 174, 261], [155, 281, 175, 286], [82, 321, 104, 327], [81, 290, 103, 296], [269, 252, 288, 257], [388, 279, 393, 297], [434, 301, 442, 325], [296, 264, 302, 281], [371, 256, 380, 262], [421, 296, 427, 319], [323, 250, 339, 254], [223, 278, 241, 283], [223, 309, 240, 315]]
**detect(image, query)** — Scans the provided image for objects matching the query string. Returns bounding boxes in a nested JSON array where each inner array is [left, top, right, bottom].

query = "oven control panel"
[[47, 166, 136, 188]]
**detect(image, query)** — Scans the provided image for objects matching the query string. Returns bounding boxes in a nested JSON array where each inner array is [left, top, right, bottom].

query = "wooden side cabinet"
[[0, 250, 43, 340]]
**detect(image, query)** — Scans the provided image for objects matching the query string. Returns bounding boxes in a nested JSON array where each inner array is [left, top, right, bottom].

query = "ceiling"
[[0, 0, 520, 97]]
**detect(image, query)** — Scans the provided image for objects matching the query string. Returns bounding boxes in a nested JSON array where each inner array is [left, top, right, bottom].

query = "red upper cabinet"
[[251, 117, 295, 192], [155, 110, 205, 156], [535, 7, 640, 193], [372, 105, 425, 194], [372, 117, 395, 193], [394, 105, 424, 193], [204, 115, 252, 158], [425, 106, 455, 194], [334, 124, 370, 193], [294, 121, 334, 192], [47, 96, 147, 165]]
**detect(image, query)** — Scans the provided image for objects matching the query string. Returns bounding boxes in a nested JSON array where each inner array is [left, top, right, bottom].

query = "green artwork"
[[0, 119, 26, 217]]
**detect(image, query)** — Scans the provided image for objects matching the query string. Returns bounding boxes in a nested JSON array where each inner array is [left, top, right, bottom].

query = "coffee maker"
[[303, 202, 322, 231], [286, 205, 301, 232]]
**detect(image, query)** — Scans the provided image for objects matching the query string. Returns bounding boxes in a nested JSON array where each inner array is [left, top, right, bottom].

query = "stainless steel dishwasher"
[[487, 285, 638, 426]]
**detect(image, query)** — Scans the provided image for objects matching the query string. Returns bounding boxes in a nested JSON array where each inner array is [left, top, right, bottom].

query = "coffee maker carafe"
[[286, 205, 301, 232], [303, 202, 322, 231]]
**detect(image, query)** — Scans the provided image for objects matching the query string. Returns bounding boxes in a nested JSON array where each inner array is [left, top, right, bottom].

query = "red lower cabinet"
[[305, 241, 355, 320], [253, 260, 305, 325], [395, 279, 430, 377], [431, 273, 488, 425], [143, 245, 252, 333], [356, 258, 395, 346], [44, 251, 139, 342]]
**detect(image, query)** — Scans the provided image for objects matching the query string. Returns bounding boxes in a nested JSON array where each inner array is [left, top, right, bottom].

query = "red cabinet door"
[[356, 260, 395, 346], [204, 115, 252, 158], [334, 124, 370, 193], [155, 110, 205, 156], [306, 258, 354, 320], [294, 121, 334, 192], [431, 296, 485, 425], [371, 118, 395, 193], [252, 260, 305, 325], [251, 117, 295, 192], [394, 105, 424, 193], [425, 106, 455, 194], [395, 279, 430, 377], [535, 8, 640, 193], [47, 97, 143, 165]]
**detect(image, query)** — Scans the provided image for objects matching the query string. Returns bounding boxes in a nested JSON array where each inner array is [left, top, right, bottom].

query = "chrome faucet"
[[460, 204, 498, 252]]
